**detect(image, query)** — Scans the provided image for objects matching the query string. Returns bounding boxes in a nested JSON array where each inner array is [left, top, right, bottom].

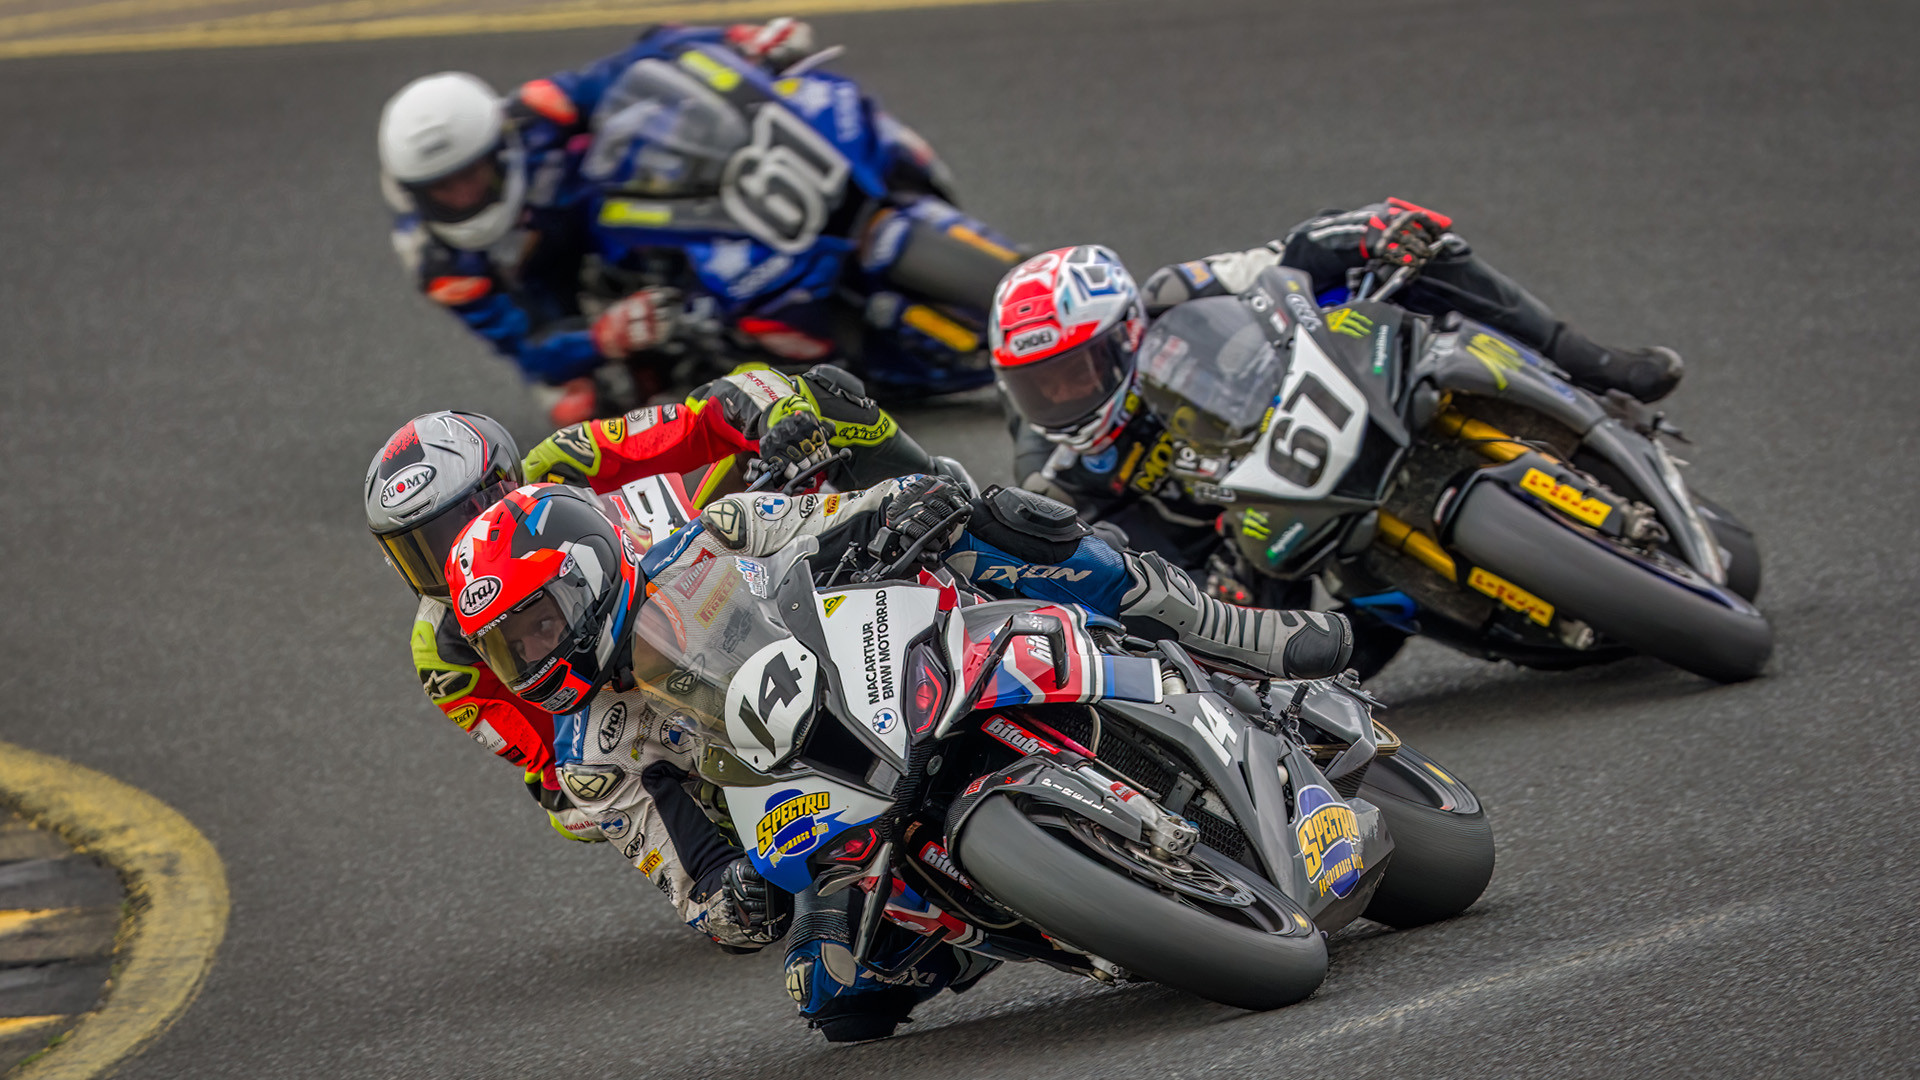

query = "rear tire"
[[1357, 751, 1495, 928], [1447, 482, 1773, 682], [953, 797, 1328, 1010]]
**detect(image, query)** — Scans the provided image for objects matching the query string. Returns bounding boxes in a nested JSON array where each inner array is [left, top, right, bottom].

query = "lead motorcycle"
[[574, 40, 1021, 410], [1132, 264, 1772, 683], [611, 524, 1495, 1011]]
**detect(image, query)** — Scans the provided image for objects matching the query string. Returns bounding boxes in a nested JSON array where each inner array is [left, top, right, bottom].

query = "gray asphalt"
[[1, 0, 1916, 1076]]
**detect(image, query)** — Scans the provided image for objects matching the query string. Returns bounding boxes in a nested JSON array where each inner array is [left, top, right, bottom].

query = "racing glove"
[[878, 475, 972, 558], [756, 410, 836, 482], [1360, 197, 1454, 271], [697, 857, 792, 948], [591, 286, 681, 359], [724, 18, 816, 71]]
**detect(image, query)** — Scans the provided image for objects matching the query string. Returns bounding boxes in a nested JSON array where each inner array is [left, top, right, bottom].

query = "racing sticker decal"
[[753, 494, 792, 521], [1519, 468, 1611, 528], [738, 558, 771, 598], [1467, 566, 1554, 626], [596, 701, 627, 755], [1295, 783, 1364, 899], [870, 708, 899, 735], [379, 462, 436, 508], [457, 575, 501, 618], [755, 788, 841, 865]]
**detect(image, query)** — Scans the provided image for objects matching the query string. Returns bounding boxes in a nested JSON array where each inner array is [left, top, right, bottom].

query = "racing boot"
[[1545, 323, 1684, 403], [1119, 551, 1352, 679]]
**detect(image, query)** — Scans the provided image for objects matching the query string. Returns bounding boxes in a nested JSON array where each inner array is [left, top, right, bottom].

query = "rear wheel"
[[953, 797, 1328, 1010], [1446, 482, 1773, 682]]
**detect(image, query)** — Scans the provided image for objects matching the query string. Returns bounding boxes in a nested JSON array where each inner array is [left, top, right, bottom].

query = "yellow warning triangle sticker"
[[822, 595, 845, 618]]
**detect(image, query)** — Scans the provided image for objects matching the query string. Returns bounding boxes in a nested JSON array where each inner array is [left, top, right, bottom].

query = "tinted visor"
[[374, 478, 515, 599], [997, 321, 1133, 431], [468, 577, 599, 691]]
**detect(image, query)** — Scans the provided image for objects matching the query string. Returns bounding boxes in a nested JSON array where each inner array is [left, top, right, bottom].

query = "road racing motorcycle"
[[1132, 265, 1772, 683], [575, 40, 1021, 409], [613, 524, 1495, 1011]]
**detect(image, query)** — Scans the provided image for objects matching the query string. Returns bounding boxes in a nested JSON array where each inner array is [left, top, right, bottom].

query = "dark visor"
[[997, 322, 1132, 431], [405, 152, 505, 225]]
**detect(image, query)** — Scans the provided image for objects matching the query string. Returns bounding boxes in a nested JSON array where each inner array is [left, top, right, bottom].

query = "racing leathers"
[[409, 366, 941, 842], [388, 24, 812, 388], [548, 475, 1347, 1034], [1015, 198, 1670, 670]]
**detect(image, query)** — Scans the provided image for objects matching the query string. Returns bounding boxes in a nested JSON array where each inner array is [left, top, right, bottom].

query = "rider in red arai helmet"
[[450, 485, 644, 716]]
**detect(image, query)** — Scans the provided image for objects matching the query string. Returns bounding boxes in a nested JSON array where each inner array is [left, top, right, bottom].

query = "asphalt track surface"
[[1, 0, 1916, 1075]]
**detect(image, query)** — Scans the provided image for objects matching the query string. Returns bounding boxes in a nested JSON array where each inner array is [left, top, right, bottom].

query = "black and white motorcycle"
[[1135, 265, 1771, 682], [622, 524, 1494, 1010]]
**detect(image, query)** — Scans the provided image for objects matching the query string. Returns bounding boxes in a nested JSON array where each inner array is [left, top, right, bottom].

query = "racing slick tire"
[[1355, 749, 1496, 929], [1446, 481, 1773, 682], [953, 796, 1328, 1011]]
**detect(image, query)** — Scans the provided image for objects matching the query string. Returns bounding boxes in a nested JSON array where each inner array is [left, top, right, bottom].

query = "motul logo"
[[457, 575, 501, 617]]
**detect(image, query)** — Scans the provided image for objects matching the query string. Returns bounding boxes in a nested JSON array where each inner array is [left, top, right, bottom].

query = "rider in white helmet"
[[377, 21, 819, 420]]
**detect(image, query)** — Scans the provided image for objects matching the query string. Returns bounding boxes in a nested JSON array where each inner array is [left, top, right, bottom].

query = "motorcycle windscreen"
[[582, 56, 749, 196], [627, 551, 792, 737], [1136, 296, 1287, 451]]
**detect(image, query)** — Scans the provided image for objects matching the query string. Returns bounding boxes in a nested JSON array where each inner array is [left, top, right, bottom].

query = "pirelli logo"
[[1468, 567, 1554, 626], [1519, 468, 1611, 528]]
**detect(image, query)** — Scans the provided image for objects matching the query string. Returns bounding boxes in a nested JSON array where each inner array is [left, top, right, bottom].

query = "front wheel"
[[1357, 747, 1495, 928], [953, 797, 1328, 1011], [1446, 482, 1773, 682]]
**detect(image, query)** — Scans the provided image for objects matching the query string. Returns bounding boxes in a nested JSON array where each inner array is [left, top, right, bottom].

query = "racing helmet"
[[445, 485, 646, 714], [364, 411, 522, 600], [378, 72, 527, 250], [989, 245, 1147, 453]]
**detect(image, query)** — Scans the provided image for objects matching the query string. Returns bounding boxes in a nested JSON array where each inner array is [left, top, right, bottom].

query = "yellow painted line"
[[0, 0, 261, 40], [0, 0, 1066, 60], [0, 740, 229, 1080], [0, 908, 68, 936], [0, 1016, 67, 1039], [187, 0, 475, 32]]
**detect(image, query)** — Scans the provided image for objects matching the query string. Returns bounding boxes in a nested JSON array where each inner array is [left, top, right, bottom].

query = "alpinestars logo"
[[975, 564, 1093, 586]]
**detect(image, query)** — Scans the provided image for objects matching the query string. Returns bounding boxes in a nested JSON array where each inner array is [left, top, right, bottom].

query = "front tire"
[[1357, 749, 1495, 928], [953, 797, 1328, 1011], [1447, 482, 1773, 682]]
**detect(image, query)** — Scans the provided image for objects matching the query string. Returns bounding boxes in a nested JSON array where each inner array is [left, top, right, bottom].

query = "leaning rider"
[[444, 471, 1352, 1039], [377, 19, 820, 423], [996, 212, 1684, 676], [362, 364, 939, 841]]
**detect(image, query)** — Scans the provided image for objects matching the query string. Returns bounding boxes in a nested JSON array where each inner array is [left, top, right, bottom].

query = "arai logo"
[[457, 575, 501, 617], [379, 462, 437, 508]]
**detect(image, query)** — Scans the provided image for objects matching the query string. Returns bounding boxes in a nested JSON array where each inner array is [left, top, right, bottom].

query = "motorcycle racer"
[[378, 20, 824, 419], [445, 475, 1351, 1036], [364, 368, 929, 841], [995, 223, 1684, 674]]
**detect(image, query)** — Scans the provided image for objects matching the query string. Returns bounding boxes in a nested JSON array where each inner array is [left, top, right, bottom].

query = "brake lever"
[[781, 448, 853, 495]]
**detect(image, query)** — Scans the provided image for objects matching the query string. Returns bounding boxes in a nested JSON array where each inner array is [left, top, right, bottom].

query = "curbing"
[[0, 742, 228, 1080]]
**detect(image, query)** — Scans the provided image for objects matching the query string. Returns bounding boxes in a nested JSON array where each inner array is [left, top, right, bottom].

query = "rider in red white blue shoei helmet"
[[988, 245, 1147, 453]]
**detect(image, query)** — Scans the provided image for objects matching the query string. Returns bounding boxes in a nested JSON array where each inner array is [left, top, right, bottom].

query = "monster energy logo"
[[1326, 308, 1374, 338]]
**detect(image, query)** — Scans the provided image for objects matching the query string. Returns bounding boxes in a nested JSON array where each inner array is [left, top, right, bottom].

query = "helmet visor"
[[997, 321, 1133, 432], [374, 478, 516, 599], [467, 577, 600, 692], [408, 152, 506, 225]]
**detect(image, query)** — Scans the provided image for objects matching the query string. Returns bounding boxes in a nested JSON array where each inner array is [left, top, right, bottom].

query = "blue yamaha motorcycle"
[[578, 40, 1022, 404]]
